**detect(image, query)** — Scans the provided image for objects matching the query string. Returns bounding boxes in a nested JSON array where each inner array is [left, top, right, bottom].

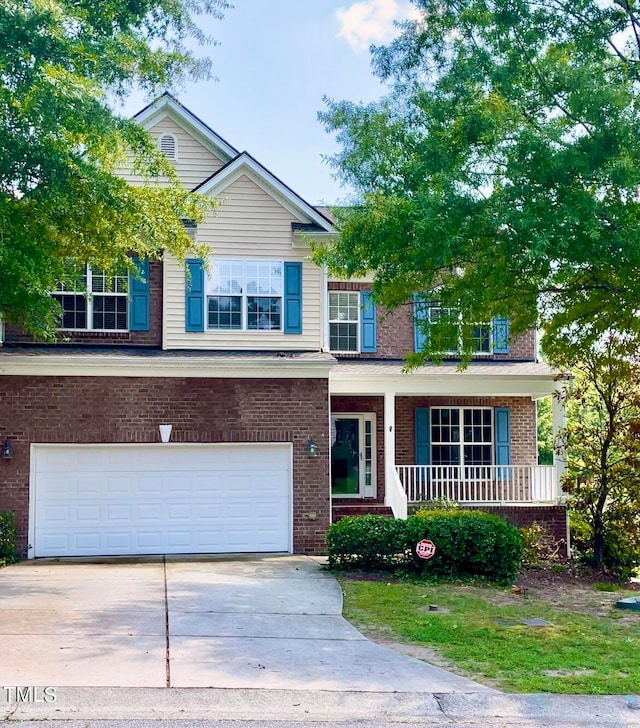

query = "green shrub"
[[409, 497, 460, 514], [570, 510, 640, 581], [326, 515, 408, 570], [326, 510, 524, 583], [406, 510, 524, 583], [0, 511, 18, 566]]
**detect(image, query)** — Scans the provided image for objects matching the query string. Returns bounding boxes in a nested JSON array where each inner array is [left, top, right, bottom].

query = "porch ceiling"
[[329, 360, 559, 399]]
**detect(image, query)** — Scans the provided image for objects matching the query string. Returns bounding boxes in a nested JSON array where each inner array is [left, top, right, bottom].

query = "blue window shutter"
[[493, 317, 510, 354], [129, 257, 150, 331], [495, 408, 511, 465], [413, 293, 428, 352], [284, 262, 302, 334], [360, 290, 377, 352], [415, 407, 431, 465], [185, 258, 205, 332]]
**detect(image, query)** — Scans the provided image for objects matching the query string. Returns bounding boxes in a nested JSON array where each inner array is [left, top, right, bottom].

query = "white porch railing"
[[386, 464, 408, 519], [395, 465, 557, 504]]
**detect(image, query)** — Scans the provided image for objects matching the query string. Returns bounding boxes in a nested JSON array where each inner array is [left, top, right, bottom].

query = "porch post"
[[551, 390, 568, 502], [384, 390, 396, 498]]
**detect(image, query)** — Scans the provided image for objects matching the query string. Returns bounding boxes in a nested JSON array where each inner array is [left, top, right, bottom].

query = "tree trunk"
[[593, 514, 606, 569]]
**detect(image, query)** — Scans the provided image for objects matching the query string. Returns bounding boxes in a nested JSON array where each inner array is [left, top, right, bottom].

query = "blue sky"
[[117, 0, 418, 205]]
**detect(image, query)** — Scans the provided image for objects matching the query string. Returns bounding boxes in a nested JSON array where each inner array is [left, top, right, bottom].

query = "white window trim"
[[206, 258, 284, 332], [328, 291, 361, 354], [423, 301, 493, 356], [158, 133, 178, 161], [331, 412, 376, 499], [430, 406, 494, 466], [53, 265, 129, 333]]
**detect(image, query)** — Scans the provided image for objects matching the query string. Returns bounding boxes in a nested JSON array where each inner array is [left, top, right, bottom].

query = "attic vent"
[[159, 133, 177, 160]]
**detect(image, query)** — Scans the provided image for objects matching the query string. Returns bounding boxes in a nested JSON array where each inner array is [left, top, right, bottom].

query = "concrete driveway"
[[0, 555, 492, 692]]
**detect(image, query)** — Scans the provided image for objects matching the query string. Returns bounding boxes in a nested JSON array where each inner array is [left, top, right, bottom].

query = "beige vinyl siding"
[[164, 174, 324, 350], [119, 117, 225, 190]]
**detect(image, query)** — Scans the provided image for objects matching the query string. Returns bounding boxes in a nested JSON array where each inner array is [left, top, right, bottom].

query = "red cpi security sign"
[[416, 539, 436, 560]]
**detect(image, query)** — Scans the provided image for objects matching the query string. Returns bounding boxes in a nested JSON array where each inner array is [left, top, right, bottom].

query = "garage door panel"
[[167, 503, 191, 520], [77, 505, 102, 523], [77, 476, 101, 495], [105, 476, 132, 494], [76, 533, 101, 549], [41, 504, 70, 523], [167, 531, 191, 547], [137, 503, 163, 520], [32, 444, 291, 557], [107, 532, 131, 549]]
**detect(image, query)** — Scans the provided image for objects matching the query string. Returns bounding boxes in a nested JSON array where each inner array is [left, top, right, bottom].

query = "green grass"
[[339, 578, 640, 694]]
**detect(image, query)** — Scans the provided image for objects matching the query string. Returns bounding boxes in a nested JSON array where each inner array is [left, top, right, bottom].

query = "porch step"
[[332, 503, 394, 523]]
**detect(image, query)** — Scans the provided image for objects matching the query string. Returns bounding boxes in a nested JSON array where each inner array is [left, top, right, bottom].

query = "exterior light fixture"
[[2, 438, 12, 460], [307, 438, 318, 458]]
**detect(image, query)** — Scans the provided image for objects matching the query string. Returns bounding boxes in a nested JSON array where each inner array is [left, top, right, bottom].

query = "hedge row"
[[0, 511, 18, 566], [327, 511, 523, 583]]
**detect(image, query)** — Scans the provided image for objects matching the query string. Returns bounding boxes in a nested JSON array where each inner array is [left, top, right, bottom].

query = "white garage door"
[[31, 444, 292, 557]]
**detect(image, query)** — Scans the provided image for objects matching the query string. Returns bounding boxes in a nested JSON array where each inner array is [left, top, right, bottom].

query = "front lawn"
[[339, 573, 640, 694]]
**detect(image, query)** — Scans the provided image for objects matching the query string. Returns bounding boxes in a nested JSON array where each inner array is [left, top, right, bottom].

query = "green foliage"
[[407, 510, 523, 583], [557, 338, 640, 576], [317, 0, 640, 361], [593, 582, 619, 592], [341, 579, 640, 694], [537, 398, 554, 466], [326, 511, 523, 583], [411, 497, 460, 513], [0, 0, 228, 337], [326, 515, 408, 570], [0, 511, 18, 566]]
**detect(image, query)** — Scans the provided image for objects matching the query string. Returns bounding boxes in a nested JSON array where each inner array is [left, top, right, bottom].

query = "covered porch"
[[329, 360, 568, 525]]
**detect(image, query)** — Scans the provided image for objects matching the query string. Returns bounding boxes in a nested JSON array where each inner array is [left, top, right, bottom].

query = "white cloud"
[[336, 0, 420, 52]]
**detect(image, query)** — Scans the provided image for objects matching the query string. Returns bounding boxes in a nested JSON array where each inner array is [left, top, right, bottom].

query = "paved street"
[[1, 688, 639, 726]]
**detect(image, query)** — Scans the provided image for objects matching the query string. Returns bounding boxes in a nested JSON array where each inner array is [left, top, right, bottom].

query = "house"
[[0, 94, 569, 559]]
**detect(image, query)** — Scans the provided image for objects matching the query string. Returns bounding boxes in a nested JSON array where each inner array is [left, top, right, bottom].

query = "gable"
[[196, 174, 306, 256], [195, 153, 335, 234], [147, 116, 226, 190]]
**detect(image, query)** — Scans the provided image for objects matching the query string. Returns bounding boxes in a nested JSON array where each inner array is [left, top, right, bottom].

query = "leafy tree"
[[0, 0, 228, 337], [537, 398, 554, 466], [319, 0, 640, 359], [556, 338, 640, 575]]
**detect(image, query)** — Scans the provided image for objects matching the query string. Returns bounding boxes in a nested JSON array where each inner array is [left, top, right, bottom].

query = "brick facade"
[[328, 282, 536, 361], [395, 395, 537, 467], [329, 394, 537, 504], [465, 505, 569, 557], [0, 375, 330, 556], [4, 260, 163, 348]]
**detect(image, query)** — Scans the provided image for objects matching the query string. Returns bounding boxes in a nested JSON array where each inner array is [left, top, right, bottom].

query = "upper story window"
[[329, 292, 360, 352], [416, 298, 492, 355], [158, 133, 177, 161], [52, 265, 129, 331], [206, 259, 283, 331]]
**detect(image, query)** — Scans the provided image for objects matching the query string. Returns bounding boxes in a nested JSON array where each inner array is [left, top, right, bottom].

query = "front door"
[[331, 414, 376, 498]]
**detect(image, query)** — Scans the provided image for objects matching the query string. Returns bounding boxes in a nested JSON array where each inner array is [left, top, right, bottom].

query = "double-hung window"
[[53, 265, 128, 331], [206, 259, 283, 331], [431, 407, 493, 466], [329, 292, 359, 352], [422, 300, 492, 354]]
